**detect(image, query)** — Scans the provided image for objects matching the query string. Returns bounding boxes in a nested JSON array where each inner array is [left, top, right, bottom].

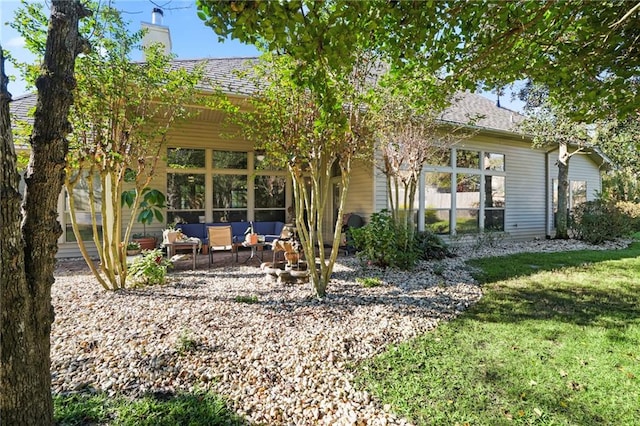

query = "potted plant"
[[162, 221, 182, 245], [123, 187, 166, 250], [125, 241, 141, 256]]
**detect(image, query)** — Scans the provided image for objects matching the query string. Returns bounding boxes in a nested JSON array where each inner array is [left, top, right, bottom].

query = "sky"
[[1, 0, 525, 112]]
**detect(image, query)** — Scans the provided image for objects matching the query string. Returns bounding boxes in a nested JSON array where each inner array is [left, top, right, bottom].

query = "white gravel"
[[51, 238, 630, 425]]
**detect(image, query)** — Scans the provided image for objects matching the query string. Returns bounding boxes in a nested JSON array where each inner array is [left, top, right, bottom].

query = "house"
[[9, 26, 609, 258]]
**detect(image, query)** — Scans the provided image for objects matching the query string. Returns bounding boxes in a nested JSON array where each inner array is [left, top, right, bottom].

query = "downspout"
[[544, 145, 559, 239]]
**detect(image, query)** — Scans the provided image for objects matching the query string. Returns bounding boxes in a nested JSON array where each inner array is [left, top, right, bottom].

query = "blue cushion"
[[177, 223, 206, 240], [252, 222, 274, 235]]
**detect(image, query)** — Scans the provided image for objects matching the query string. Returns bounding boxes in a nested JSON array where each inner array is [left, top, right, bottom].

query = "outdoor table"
[[237, 241, 265, 265], [166, 239, 200, 270]]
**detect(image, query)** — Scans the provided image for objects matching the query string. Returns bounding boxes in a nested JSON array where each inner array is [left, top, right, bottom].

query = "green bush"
[[570, 200, 631, 244], [413, 230, 452, 260], [351, 210, 418, 269], [128, 249, 172, 286], [615, 201, 640, 231]]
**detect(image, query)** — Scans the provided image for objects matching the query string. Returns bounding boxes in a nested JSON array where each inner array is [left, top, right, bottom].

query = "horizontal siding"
[[344, 159, 374, 221]]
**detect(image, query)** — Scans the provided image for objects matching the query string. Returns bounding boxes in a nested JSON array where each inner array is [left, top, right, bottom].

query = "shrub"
[[413, 230, 452, 260], [615, 201, 640, 231], [351, 210, 418, 269], [570, 200, 631, 244], [128, 249, 172, 286]]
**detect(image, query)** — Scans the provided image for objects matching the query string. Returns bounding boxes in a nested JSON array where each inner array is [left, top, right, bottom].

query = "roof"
[[10, 57, 524, 134]]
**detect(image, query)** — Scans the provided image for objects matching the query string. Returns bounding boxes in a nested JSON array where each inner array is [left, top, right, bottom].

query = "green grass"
[[234, 294, 259, 304], [357, 242, 640, 425], [54, 390, 246, 425], [356, 276, 384, 288]]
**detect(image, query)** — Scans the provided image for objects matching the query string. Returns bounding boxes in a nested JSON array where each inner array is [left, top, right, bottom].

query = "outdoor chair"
[[207, 226, 235, 267]]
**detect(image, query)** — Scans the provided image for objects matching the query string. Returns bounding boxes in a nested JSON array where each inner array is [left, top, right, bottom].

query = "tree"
[[0, 1, 90, 423], [197, 0, 640, 121], [518, 83, 592, 239], [230, 53, 376, 297], [595, 118, 640, 203], [373, 74, 470, 247], [13, 3, 207, 290]]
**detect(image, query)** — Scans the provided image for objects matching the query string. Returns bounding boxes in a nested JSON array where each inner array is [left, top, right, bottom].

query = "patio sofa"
[[176, 221, 285, 253]]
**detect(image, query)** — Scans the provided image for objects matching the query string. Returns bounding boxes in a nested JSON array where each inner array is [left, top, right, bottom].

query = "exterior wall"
[[55, 113, 605, 257], [545, 148, 604, 236], [370, 132, 606, 241], [56, 110, 254, 258]]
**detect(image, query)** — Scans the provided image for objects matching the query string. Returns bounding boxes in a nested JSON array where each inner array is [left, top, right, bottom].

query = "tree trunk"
[[0, 2, 89, 424], [556, 141, 570, 239]]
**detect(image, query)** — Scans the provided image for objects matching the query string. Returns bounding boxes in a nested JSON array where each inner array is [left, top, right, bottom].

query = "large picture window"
[[421, 148, 506, 236], [167, 148, 289, 224]]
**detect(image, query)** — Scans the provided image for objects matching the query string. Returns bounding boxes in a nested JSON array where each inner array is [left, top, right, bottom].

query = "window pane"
[[456, 210, 479, 233], [425, 172, 452, 206], [212, 210, 247, 222], [255, 210, 286, 222], [484, 152, 505, 171], [456, 173, 480, 233], [213, 174, 247, 208], [167, 211, 205, 224], [425, 209, 450, 234], [167, 174, 205, 210], [484, 175, 505, 208], [213, 151, 247, 169], [484, 210, 505, 231], [255, 175, 286, 208], [425, 172, 451, 234], [167, 148, 205, 169], [430, 147, 451, 167], [456, 149, 480, 168], [255, 152, 281, 171], [456, 174, 480, 208], [65, 175, 102, 242], [571, 181, 587, 207]]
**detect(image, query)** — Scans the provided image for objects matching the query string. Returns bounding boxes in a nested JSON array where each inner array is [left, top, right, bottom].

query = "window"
[[456, 149, 480, 169], [456, 173, 480, 233], [167, 148, 205, 224], [64, 174, 102, 242], [425, 172, 452, 234], [484, 175, 505, 231], [167, 148, 289, 224], [421, 148, 506, 235], [254, 175, 286, 222], [484, 152, 505, 171], [212, 174, 247, 222], [552, 179, 587, 228]]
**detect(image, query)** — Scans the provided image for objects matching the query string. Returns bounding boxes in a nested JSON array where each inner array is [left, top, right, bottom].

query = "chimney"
[[141, 8, 172, 58], [151, 7, 163, 25]]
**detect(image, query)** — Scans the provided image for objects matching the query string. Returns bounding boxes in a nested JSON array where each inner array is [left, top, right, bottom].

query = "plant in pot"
[[123, 187, 166, 250], [162, 220, 183, 245], [125, 241, 141, 256]]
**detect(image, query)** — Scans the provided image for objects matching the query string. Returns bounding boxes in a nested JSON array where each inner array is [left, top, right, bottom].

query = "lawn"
[[54, 390, 246, 425], [356, 242, 640, 425]]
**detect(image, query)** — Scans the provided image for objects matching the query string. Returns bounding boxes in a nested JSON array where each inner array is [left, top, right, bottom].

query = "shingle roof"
[[441, 91, 524, 132], [11, 57, 525, 133]]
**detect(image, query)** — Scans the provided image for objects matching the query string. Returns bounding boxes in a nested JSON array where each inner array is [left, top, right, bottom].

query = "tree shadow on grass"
[[54, 390, 249, 426], [468, 284, 640, 329]]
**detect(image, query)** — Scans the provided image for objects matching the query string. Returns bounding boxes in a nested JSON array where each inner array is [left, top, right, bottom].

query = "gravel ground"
[[51, 238, 630, 425]]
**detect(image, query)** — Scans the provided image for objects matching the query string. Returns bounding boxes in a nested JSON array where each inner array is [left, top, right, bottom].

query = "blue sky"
[[1, 0, 524, 111]]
